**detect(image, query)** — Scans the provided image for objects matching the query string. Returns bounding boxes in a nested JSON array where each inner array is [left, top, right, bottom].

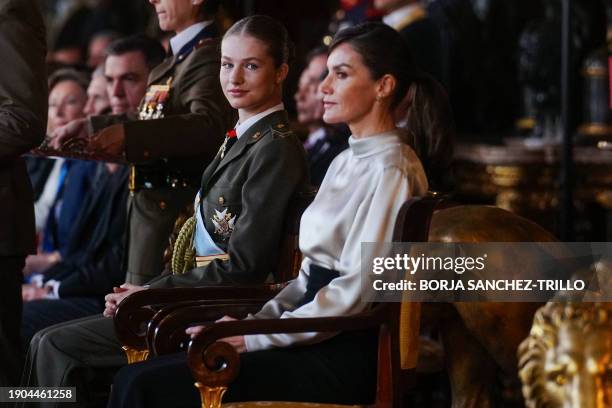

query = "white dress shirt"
[[245, 130, 428, 351], [34, 158, 64, 233], [234, 103, 285, 139]]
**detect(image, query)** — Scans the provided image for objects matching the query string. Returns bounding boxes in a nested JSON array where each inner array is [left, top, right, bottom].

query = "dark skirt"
[[109, 329, 378, 408]]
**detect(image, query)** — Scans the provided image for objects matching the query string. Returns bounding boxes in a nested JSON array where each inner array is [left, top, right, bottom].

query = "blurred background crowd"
[[39, 0, 612, 138]]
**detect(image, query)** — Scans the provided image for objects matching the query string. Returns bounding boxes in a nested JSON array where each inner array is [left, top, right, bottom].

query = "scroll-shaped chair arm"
[[149, 301, 268, 356], [146, 299, 258, 354], [115, 284, 286, 350], [187, 304, 389, 388]]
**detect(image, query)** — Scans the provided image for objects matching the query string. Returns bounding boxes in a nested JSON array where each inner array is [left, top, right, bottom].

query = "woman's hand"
[[185, 315, 246, 353]]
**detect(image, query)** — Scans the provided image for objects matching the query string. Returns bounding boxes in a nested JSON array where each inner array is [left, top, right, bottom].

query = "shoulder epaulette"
[[194, 37, 216, 51], [270, 122, 291, 139]]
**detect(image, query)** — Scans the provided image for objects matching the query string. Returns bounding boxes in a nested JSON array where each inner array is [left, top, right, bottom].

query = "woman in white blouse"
[[111, 22, 452, 407]]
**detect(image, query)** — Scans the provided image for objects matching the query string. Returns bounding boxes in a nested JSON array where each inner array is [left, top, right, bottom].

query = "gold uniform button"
[[276, 123, 285, 129], [252, 131, 261, 139], [159, 201, 167, 210], [218, 196, 225, 205]]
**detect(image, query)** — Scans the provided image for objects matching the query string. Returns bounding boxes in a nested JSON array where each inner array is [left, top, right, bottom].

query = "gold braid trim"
[[171, 216, 196, 275]]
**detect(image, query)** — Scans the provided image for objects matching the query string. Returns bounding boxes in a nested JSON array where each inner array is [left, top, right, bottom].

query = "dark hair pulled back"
[[223, 15, 294, 68], [330, 22, 454, 192]]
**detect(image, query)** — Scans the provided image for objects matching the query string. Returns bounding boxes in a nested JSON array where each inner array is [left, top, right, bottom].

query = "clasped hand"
[[22, 284, 51, 301], [186, 316, 246, 353], [103, 283, 146, 317]]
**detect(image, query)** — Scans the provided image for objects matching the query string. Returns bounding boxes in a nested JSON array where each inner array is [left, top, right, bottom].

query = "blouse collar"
[[348, 130, 404, 158]]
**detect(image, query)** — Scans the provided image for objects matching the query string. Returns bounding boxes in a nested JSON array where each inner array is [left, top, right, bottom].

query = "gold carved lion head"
[[518, 302, 612, 408]]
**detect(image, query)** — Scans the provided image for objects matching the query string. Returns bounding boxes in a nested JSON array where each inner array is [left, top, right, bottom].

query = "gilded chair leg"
[[122, 346, 149, 364], [194, 382, 227, 408]]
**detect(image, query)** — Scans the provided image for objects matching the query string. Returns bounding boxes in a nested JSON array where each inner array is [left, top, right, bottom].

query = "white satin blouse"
[[245, 130, 428, 351]]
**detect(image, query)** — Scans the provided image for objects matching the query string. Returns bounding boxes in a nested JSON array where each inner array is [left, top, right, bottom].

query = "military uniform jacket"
[[0, 0, 47, 255], [89, 23, 234, 179], [88, 24, 235, 283], [148, 110, 308, 288]]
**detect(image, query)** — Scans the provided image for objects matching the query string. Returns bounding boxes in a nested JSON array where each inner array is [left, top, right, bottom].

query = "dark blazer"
[[306, 125, 349, 186], [42, 160, 98, 255], [25, 156, 55, 201], [148, 110, 308, 288], [0, 0, 47, 256], [43, 165, 129, 298]]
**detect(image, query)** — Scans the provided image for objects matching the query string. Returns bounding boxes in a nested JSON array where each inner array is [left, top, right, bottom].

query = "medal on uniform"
[[139, 77, 173, 120], [212, 208, 236, 240]]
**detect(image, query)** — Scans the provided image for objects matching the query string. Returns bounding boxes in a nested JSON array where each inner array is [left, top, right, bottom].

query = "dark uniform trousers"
[[25, 110, 308, 407], [0, 0, 47, 387], [22, 315, 124, 408]]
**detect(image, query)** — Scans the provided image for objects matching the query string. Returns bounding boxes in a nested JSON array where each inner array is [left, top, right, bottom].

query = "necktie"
[[220, 129, 237, 159]]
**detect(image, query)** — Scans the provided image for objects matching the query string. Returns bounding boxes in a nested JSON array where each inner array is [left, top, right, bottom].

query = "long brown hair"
[[330, 23, 454, 192]]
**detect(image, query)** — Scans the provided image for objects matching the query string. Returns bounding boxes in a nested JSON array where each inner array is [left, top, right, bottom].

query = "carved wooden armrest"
[[186, 304, 389, 399], [149, 301, 268, 357], [114, 284, 286, 352], [145, 299, 255, 356], [28, 147, 128, 163]]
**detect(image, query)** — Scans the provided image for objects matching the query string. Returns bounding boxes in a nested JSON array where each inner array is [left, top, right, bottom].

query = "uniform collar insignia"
[[175, 23, 219, 62]]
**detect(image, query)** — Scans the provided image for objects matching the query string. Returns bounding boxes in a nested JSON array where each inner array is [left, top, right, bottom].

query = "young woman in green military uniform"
[[107, 15, 314, 406], [26, 14, 308, 407]]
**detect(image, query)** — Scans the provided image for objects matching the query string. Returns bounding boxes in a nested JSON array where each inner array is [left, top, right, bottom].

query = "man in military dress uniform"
[[0, 0, 47, 386], [54, 0, 234, 285]]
